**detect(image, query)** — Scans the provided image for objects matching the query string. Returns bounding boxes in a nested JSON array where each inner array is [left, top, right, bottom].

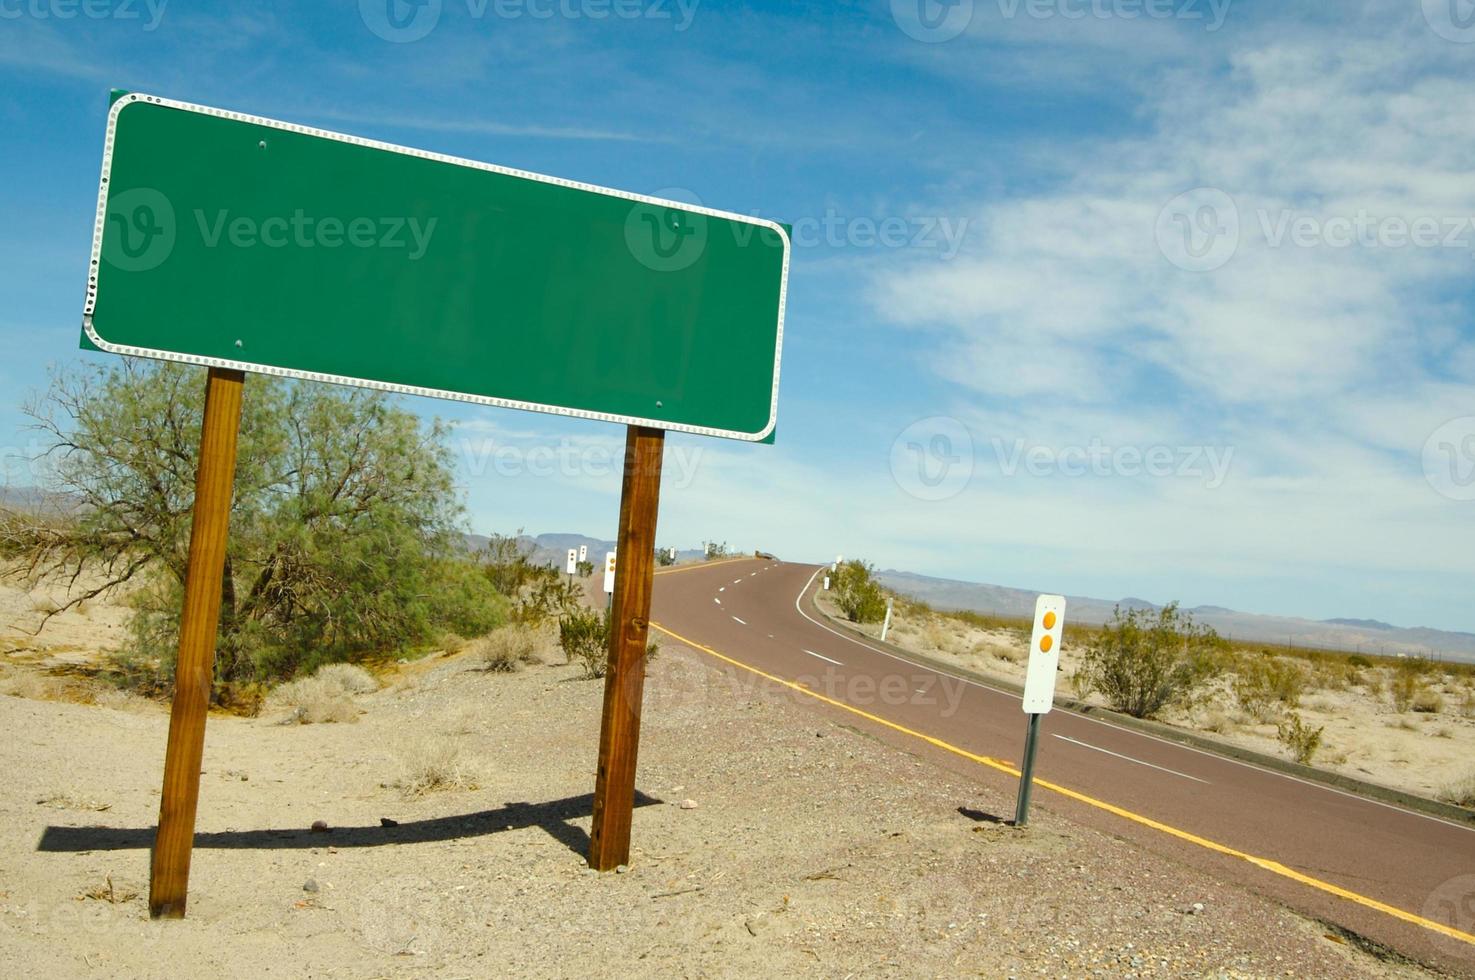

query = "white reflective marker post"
[[1015, 594, 1066, 828], [603, 551, 617, 610], [566, 548, 577, 584], [880, 596, 894, 642]]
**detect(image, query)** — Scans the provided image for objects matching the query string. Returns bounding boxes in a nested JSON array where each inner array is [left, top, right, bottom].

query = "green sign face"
[[84, 93, 789, 441]]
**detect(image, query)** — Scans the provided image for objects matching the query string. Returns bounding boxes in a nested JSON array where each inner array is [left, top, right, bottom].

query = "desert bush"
[[267, 663, 376, 723], [1232, 655, 1307, 721], [556, 607, 658, 679], [1346, 654, 1373, 669], [1074, 603, 1227, 719], [482, 531, 582, 627], [1389, 666, 1423, 713], [559, 606, 609, 678], [1200, 709, 1235, 734], [314, 663, 378, 694], [1439, 771, 1475, 809], [392, 737, 476, 797], [1411, 688, 1445, 714], [470, 625, 542, 673], [267, 676, 357, 724], [922, 622, 951, 653], [704, 541, 730, 560], [656, 546, 676, 567], [830, 560, 888, 624], [1276, 712, 1325, 765], [10, 360, 508, 702]]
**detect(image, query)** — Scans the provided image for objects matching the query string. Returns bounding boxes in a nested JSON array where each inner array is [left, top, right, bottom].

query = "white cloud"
[[863, 9, 1475, 625]]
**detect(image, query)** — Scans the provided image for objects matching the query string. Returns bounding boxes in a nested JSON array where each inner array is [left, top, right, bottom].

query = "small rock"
[[615, 864, 629, 874], [310, 820, 330, 833], [679, 799, 698, 810], [239, 774, 248, 781], [303, 879, 319, 893], [1189, 902, 1205, 915], [379, 817, 399, 827]]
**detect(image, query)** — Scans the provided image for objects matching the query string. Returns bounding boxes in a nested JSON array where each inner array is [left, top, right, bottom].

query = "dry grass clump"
[[391, 736, 477, 797], [1411, 688, 1445, 714], [315, 663, 379, 694], [468, 624, 544, 673], [1440, 771, 1475, 809], [1, 671, 68, 701], [1200, 709, 1236, 734], [267, 663, 377, 724]]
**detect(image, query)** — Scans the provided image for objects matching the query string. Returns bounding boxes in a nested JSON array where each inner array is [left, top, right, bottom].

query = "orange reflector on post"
[[1043, 611, 1057, 630], [1040, 634, 1053, 653]]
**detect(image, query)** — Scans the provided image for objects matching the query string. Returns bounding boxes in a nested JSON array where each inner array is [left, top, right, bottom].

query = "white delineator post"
[[879, 596, 894, 642], [1015, 594, 1066, 828]]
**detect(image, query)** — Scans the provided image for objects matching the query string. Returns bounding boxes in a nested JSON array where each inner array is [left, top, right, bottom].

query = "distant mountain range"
[[875, 569, 1475, 664]]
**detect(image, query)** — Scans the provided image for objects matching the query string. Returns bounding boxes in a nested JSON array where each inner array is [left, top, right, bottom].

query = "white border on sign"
[[83, 92, 789, 443]]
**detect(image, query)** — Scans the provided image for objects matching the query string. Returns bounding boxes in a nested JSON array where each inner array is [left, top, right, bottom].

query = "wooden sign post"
[[588, 427, 664, 870], [149, 368, 244, 917]]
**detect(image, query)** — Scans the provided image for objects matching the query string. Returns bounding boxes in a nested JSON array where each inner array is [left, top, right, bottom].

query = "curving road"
[[649, 558, 1475, 973]]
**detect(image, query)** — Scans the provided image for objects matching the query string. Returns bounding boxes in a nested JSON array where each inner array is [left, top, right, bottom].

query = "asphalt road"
[[649, 558, 1475, 973]]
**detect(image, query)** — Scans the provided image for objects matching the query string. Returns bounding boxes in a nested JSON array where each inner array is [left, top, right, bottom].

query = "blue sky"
[[3, 0, 1474, 632]]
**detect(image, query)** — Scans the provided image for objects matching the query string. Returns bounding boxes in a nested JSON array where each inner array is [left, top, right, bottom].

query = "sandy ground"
[[816, 592, 1475, 807], [0, 628, 1440, 979]]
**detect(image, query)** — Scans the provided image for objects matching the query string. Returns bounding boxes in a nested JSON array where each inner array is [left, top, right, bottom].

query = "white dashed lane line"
[[802, 649, 843, 666], [732, 616, 747, 626], [1052, 734, 1209, 784]]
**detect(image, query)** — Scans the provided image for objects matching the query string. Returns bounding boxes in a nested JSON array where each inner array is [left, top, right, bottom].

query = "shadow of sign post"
[[83, 91, 790, 917]]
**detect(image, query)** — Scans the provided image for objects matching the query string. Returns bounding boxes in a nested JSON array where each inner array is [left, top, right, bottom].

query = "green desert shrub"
[[11, 360, 508, 703], [1275, 712, 1325, 765], [830, 560, 888, 624], [1074, 603, 1227, 720], [1232, 655, 1307, 721]]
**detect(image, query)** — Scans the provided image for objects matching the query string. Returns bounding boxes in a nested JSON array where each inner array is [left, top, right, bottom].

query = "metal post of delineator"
[[1014, 712, 1042, 827]]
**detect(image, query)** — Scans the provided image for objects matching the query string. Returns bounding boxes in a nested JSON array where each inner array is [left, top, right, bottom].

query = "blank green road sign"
[[83, 93, 790, 441]]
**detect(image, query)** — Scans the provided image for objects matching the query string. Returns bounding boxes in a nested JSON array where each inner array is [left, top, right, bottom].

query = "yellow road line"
[[649, 621, 1475, 949]]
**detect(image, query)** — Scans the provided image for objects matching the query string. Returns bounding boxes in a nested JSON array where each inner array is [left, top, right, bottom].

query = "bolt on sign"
[[82, 91, 790, 917]]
